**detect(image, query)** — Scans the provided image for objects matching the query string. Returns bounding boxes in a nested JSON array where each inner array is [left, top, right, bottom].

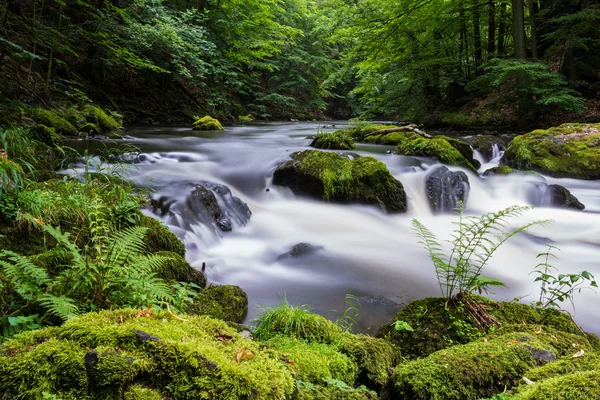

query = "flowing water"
[[72, 122, 600, 334]]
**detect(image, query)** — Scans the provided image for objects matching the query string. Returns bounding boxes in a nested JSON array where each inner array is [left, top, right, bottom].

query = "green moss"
[[0, 338, 89, 399], [376, 297, 481, 358], [391, 334, 539, 400], [124, 384, 165, 400], [310, 132, 356, 150], [30, 124, 63, 147], [254, 302, 343, 343], [336, 333, 399, 388], [187, 285, 248, 323], [397, 137, 478, 172], [294, 380, 378, 400], [238, 114, 255, 122], [267, 336, 358, 385], [273, 150, 407, 213], [192, 115, 224, 131], [488, 302, 584, 336], [523, 353, 600, 382], [437, 135, 480, 169], [339, 124, 398, 141], [1, 309, 296, 399], [513, 370, 600, 400], [84, 105, 121, 131], [153, 251, 206, 288], [79, 122, 101, 137], [29, 107, 77, 135], [483, 166, 541, 176], [502, 123, 600, 179], [139, 215, 186, 257]]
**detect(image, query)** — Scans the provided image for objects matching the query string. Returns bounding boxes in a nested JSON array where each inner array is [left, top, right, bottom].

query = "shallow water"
[[71, 122, 600, 334]]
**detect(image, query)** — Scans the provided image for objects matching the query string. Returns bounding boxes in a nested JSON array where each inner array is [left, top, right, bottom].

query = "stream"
[[71, 122, 600, 334]]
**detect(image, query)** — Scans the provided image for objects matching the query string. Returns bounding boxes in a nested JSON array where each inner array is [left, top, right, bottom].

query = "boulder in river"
[[310, 131, 355, 150], [151, 181, 251, 233], [278, 243, 324, 260], [273, 150, 407, 213], [528, 183, 585, 210], [425, 166, 470, 213], [464, 135, 508, 161], [192, 115, 223, 131], [502, 123, 600, 179]]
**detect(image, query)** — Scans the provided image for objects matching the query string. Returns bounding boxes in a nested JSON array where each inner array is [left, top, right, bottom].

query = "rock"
[[527, 346, 557, 362], [396, 135, 479, 172], [20, 116, 36, 127], [528, 183, 585, 210], [189, 182, 252, 232], [186, 285, 248, 323], [106, 151, 141, 164], [465, 135, 507, 160], [131, 329, 161, 343], [483, 166, 541, 176], [278, 243, 324, 260], [502, 123, 600, 179], [273, 150, 407, 213], [310, 131, 355, 150], [425, 166, 470, 213], [192, 115, 223, 131]]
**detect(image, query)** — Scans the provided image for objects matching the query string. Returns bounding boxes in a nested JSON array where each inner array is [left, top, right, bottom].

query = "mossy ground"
[[502, 123, 600, 179], [187, 284, 248, 323], [273, 150, 407, 213]]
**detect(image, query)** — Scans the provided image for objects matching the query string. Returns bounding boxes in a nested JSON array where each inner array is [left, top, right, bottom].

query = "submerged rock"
[[425, 166, 470, 213], [502, 123, 600, 179], [277, 243, 324, 260], [273, 150, 407, 213]]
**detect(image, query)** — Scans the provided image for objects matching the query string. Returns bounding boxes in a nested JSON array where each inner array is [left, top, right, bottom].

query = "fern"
[[412, 205, 551, 302]]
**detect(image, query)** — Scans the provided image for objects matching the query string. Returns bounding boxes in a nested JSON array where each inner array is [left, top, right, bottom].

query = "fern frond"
[[38, 294, 79, 321]]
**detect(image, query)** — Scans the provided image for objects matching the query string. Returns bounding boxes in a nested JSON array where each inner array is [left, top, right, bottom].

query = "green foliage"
[[467, 59, 587, 114], [412, 205, 550, 302], [532, 245, 598, 310], [254, 298, 342, 342], [392, 320, 413, 333], [335, 292, 362, 332]]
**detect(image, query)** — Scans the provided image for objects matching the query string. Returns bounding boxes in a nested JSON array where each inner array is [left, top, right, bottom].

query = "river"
[[72, 121, 600, 334]]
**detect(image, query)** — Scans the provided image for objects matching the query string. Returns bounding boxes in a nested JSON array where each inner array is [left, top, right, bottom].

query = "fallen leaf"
[[573, 350, 585, 358], [523, 377, 535, 385], [507, 340, 520, 345], [551, 335, 559, 342], [236, 345, 254, 364], [119, 315, 124, 324], [572, 343, 580, 348], [483, 338, 488, 342], [535, 326, 542, 334], [216, 329, 235, 343]]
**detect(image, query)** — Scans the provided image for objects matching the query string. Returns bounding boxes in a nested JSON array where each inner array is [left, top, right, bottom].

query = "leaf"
[[572, 350, 585, 358], [235, 345, 253, 363]]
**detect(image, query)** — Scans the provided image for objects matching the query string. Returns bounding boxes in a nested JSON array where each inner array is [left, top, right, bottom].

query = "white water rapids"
[[76, 122, 600, 334]]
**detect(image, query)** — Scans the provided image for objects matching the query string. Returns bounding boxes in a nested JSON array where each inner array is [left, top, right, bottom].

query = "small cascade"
[[478, 143, 506, 173]]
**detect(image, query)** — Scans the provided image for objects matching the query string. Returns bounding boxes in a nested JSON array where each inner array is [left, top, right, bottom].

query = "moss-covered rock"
[[29, 107, 77, 135], [193, 115, 224, 131], [187, 284, 248, 323], [502, 123, 600, 179], [238, 114, 255, 122], [465, 135, 508, 160], [512, 370, 600, 400], [84, 105, 121, 131], [79, 122, 101, 137], [336, 333, 399, 389], [342, 124, 398, 141], [391, 334, 542, 400], [310, 132, 356, 150], [0, 309, 296, 400], [482, 165, 541, 176], [124, 384, 165, 400], [396, 136, 478, 172], [29, 124, 63, 146], [139, 215, 186, 257], [153, 251, 206, 288], [268, 336, 358, 385], [273, 150, 407, 213]]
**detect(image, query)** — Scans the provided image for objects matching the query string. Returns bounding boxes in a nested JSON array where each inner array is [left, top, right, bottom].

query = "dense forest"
[[2, 1, 600, 399], [1, 0, 599, 126]]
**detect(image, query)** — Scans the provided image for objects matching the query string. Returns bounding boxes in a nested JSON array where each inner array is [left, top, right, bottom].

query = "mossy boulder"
[[502, 123, 600, 179], [273, 150, 407, 213], [84, 105, 121, 131], [153, 251, 206, 288], [483, 165, 541, 176], [29, 107, 77, 135], [187, 284, 248, 323], [390, 333, 545, 400], [193, 115, 224, 131], [294, 380, 378, 400], [342, 124, 398, 141], [124, 384, 165, 400], [512, 370, 600, 400], [29, 124, 63, 146], [0, 309, 296, 399], [396, 136, 479, 172], [465, 134, 508, 160], [310, 131, 356, 150], [139, 215, 186, 257], [238, 114, 255, 122]]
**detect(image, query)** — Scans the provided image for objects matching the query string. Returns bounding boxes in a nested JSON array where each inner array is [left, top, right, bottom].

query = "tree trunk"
[[487, 0, 496, 59], [498, 0, 507, 55], [459, 0, 470, 78], [528, 0, 538, 59], [472, 1, 482, 73], [512, 0, 527, 59], [44, 4, 63, 92]]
